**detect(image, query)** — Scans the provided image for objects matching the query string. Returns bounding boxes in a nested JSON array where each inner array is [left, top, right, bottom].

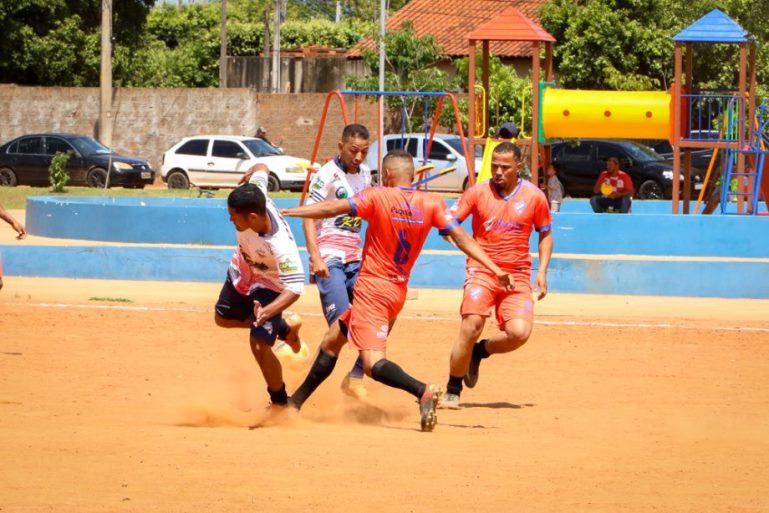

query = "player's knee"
[[502, 322, 532, 350], [460, 317, 485, 341]]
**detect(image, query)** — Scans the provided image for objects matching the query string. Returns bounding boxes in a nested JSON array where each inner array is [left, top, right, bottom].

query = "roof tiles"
[[349, 0, 551, 58]]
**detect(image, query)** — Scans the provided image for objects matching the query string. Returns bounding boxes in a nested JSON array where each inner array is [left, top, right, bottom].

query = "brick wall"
[[0, 85, 380, 174]]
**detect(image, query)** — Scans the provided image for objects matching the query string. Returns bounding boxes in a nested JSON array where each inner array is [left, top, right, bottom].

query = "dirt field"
[[1, 277, 769, 513]]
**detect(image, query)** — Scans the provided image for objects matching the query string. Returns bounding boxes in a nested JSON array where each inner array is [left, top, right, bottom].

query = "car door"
[[12, 136, 47, 185], [552, 141, 597, 196], [424, 139, 460, 191], [195, 138, 250, 187], [45, 136, 86, 184]]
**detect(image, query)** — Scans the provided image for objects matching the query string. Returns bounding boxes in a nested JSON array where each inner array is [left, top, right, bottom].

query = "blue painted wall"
[[6, 195, 768, 298]]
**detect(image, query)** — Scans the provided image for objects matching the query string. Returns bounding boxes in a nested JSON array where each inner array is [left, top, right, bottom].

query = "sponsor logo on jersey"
[[279, 260, 299, 273], [335, 187, 349, 199]]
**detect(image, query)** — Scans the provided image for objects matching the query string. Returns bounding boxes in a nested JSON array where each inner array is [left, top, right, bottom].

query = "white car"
[[160, 135, 314, 191], [365, 133, 483, 192]]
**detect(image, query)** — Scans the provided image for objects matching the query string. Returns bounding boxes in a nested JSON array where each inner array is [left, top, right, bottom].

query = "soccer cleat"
[[419, 384, 442, 432], [438, 392, 461, 410], [283, 312, 303, 353], [341, 374, 368, 400], [464, 353, 481, 389]]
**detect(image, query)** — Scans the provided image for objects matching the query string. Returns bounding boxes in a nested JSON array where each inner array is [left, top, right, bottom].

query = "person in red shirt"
[[590, 157, 634, 213], [281, 150, 512, 432], [439, 142, 553, 409]]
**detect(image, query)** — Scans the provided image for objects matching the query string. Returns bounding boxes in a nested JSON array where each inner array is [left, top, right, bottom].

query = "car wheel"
[[166, 171, 190, 189], [637, 179, 664, 200], [87, 168, 109, 188], [268, 173, 280, 192], [462, 177, 470, 191], [0, 167, 18, 186]]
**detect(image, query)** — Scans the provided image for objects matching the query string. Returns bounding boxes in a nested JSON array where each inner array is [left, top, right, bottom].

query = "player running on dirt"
[[281, 150, 512, 431], [214, 183, 304, 408], [438, 141, 553, 409]]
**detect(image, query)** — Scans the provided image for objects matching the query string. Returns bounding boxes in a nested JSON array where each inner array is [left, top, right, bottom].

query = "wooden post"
[[672, 44, 682, 213], [467, 40, 476, 180], [531, 41, 540, 187], [482, 41, 490, 137]]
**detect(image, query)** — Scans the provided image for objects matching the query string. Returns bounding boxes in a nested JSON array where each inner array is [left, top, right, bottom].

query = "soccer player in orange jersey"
[[281, 150, 512, 431], [439, 141, 553, 409]]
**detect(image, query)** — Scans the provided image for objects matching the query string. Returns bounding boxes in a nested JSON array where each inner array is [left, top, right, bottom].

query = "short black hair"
[[382, 149, 413, 169], [549, 161, 560, 173], [228, 183, 267, 216], [342, 123, 370, 141], [607, 157, 620, 165], [492, 141, 522, 160]]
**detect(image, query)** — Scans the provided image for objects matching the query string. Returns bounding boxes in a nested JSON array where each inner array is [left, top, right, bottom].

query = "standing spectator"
[[255, 127, 283, 152], [545, 162, 565, 212], [590, 157, 633, 213]]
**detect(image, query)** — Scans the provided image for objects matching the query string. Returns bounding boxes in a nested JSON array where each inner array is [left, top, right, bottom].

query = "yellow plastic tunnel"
[[542, 88, 671, 140]]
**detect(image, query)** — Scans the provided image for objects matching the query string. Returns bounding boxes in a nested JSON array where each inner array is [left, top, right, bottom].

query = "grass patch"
[[88, 296, 134, 303], [0, 185, 301, 209]]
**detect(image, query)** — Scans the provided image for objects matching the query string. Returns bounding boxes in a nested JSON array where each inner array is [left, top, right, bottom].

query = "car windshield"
[[442, 137, 483, 158], [623, 142, 663, 162], [242, 138, 282, 157], [70, 137, 112, 155]]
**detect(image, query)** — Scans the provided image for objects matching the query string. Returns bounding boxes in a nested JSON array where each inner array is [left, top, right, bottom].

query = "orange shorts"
[[460, 267, 534, 329], [339, 275, 406, 351]]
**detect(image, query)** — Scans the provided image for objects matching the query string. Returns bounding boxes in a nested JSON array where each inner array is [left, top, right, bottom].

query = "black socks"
[[447, 375, 463, 395], [289, 350, 338, 409], [473, 339, 491, 360], [268, 383, 288, 405], [371, 359, 425, 399]]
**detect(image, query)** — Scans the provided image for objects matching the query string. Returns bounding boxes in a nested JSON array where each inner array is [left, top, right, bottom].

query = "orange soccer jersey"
[[341, 186, 458, 350], [450, 179, 551, 274]]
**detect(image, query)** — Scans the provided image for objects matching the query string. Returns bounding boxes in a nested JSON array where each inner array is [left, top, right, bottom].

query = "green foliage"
[[540, 0, 674, 91], [346, 21, 456, 132], [49, 152, 71, 193]]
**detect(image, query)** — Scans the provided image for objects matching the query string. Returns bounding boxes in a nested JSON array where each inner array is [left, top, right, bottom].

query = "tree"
[[346, 21, 456, 132], [0, 0, 153, 86]]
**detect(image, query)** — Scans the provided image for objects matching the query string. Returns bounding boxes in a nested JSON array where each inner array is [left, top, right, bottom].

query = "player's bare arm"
[[302, 218, 329, 278], [446, 224, 514, 290], [281, 199, 352, 219], [252, 289, 301, 327], [535, 229, 553, 300]]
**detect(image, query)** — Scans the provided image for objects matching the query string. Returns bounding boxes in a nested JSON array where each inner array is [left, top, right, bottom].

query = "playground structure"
[[465, 7, 769, 215], [299, 90, 470, 204]]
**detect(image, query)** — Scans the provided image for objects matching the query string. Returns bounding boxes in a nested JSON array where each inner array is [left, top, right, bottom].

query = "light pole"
[[271, 0, 281, 93], [99, 0, 113, 147], [378, 0, 386, 170]]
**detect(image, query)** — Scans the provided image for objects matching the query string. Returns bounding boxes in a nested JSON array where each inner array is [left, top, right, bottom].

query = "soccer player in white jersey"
[[214, 183, 305, 408], [303, 123, 371, 399]]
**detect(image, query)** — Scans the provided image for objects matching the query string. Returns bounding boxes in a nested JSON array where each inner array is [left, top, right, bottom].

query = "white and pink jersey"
[[305, 157, 371, 264], [227, 200, 305, 296]]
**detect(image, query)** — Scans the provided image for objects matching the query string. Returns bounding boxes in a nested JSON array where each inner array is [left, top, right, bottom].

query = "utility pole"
[[377, 0, 386, 169], [99, 0, 113, 147], [219, 0, 227, 88], [271, 0, 281, 93]]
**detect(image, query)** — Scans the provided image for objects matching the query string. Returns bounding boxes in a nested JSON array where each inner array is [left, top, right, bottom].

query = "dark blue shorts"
[[215, 275, 284, 344], [316, 259, 360, 325]]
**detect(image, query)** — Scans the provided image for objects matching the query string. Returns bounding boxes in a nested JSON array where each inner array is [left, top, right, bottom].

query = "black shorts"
[[215, 275, 284, 344]]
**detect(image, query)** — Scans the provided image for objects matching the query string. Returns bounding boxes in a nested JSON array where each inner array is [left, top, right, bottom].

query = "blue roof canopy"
[[673, 9, 749, 43]]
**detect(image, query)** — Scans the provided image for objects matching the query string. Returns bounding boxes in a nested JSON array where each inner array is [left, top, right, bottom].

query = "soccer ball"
[[274, 339, 311, 367]]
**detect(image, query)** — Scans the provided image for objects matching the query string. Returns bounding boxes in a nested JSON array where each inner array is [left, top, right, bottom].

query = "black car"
[[551, 139, 704, 199], [0, 133, 155, 188], [651, 129, 723, 172]]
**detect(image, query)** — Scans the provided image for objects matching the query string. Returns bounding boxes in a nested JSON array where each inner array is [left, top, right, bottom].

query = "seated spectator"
[[255, 126, 283, 152], [590, 157, 633, 213]]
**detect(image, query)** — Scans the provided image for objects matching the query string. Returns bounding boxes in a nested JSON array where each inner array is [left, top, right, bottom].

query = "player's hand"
[[239, 169, 255, 185], [13, 222, 26, 239], [535, 272, 548, 301], [311, 255, 329, 279], [496, 272, 515, 291], [253, 301, 266, 327]]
